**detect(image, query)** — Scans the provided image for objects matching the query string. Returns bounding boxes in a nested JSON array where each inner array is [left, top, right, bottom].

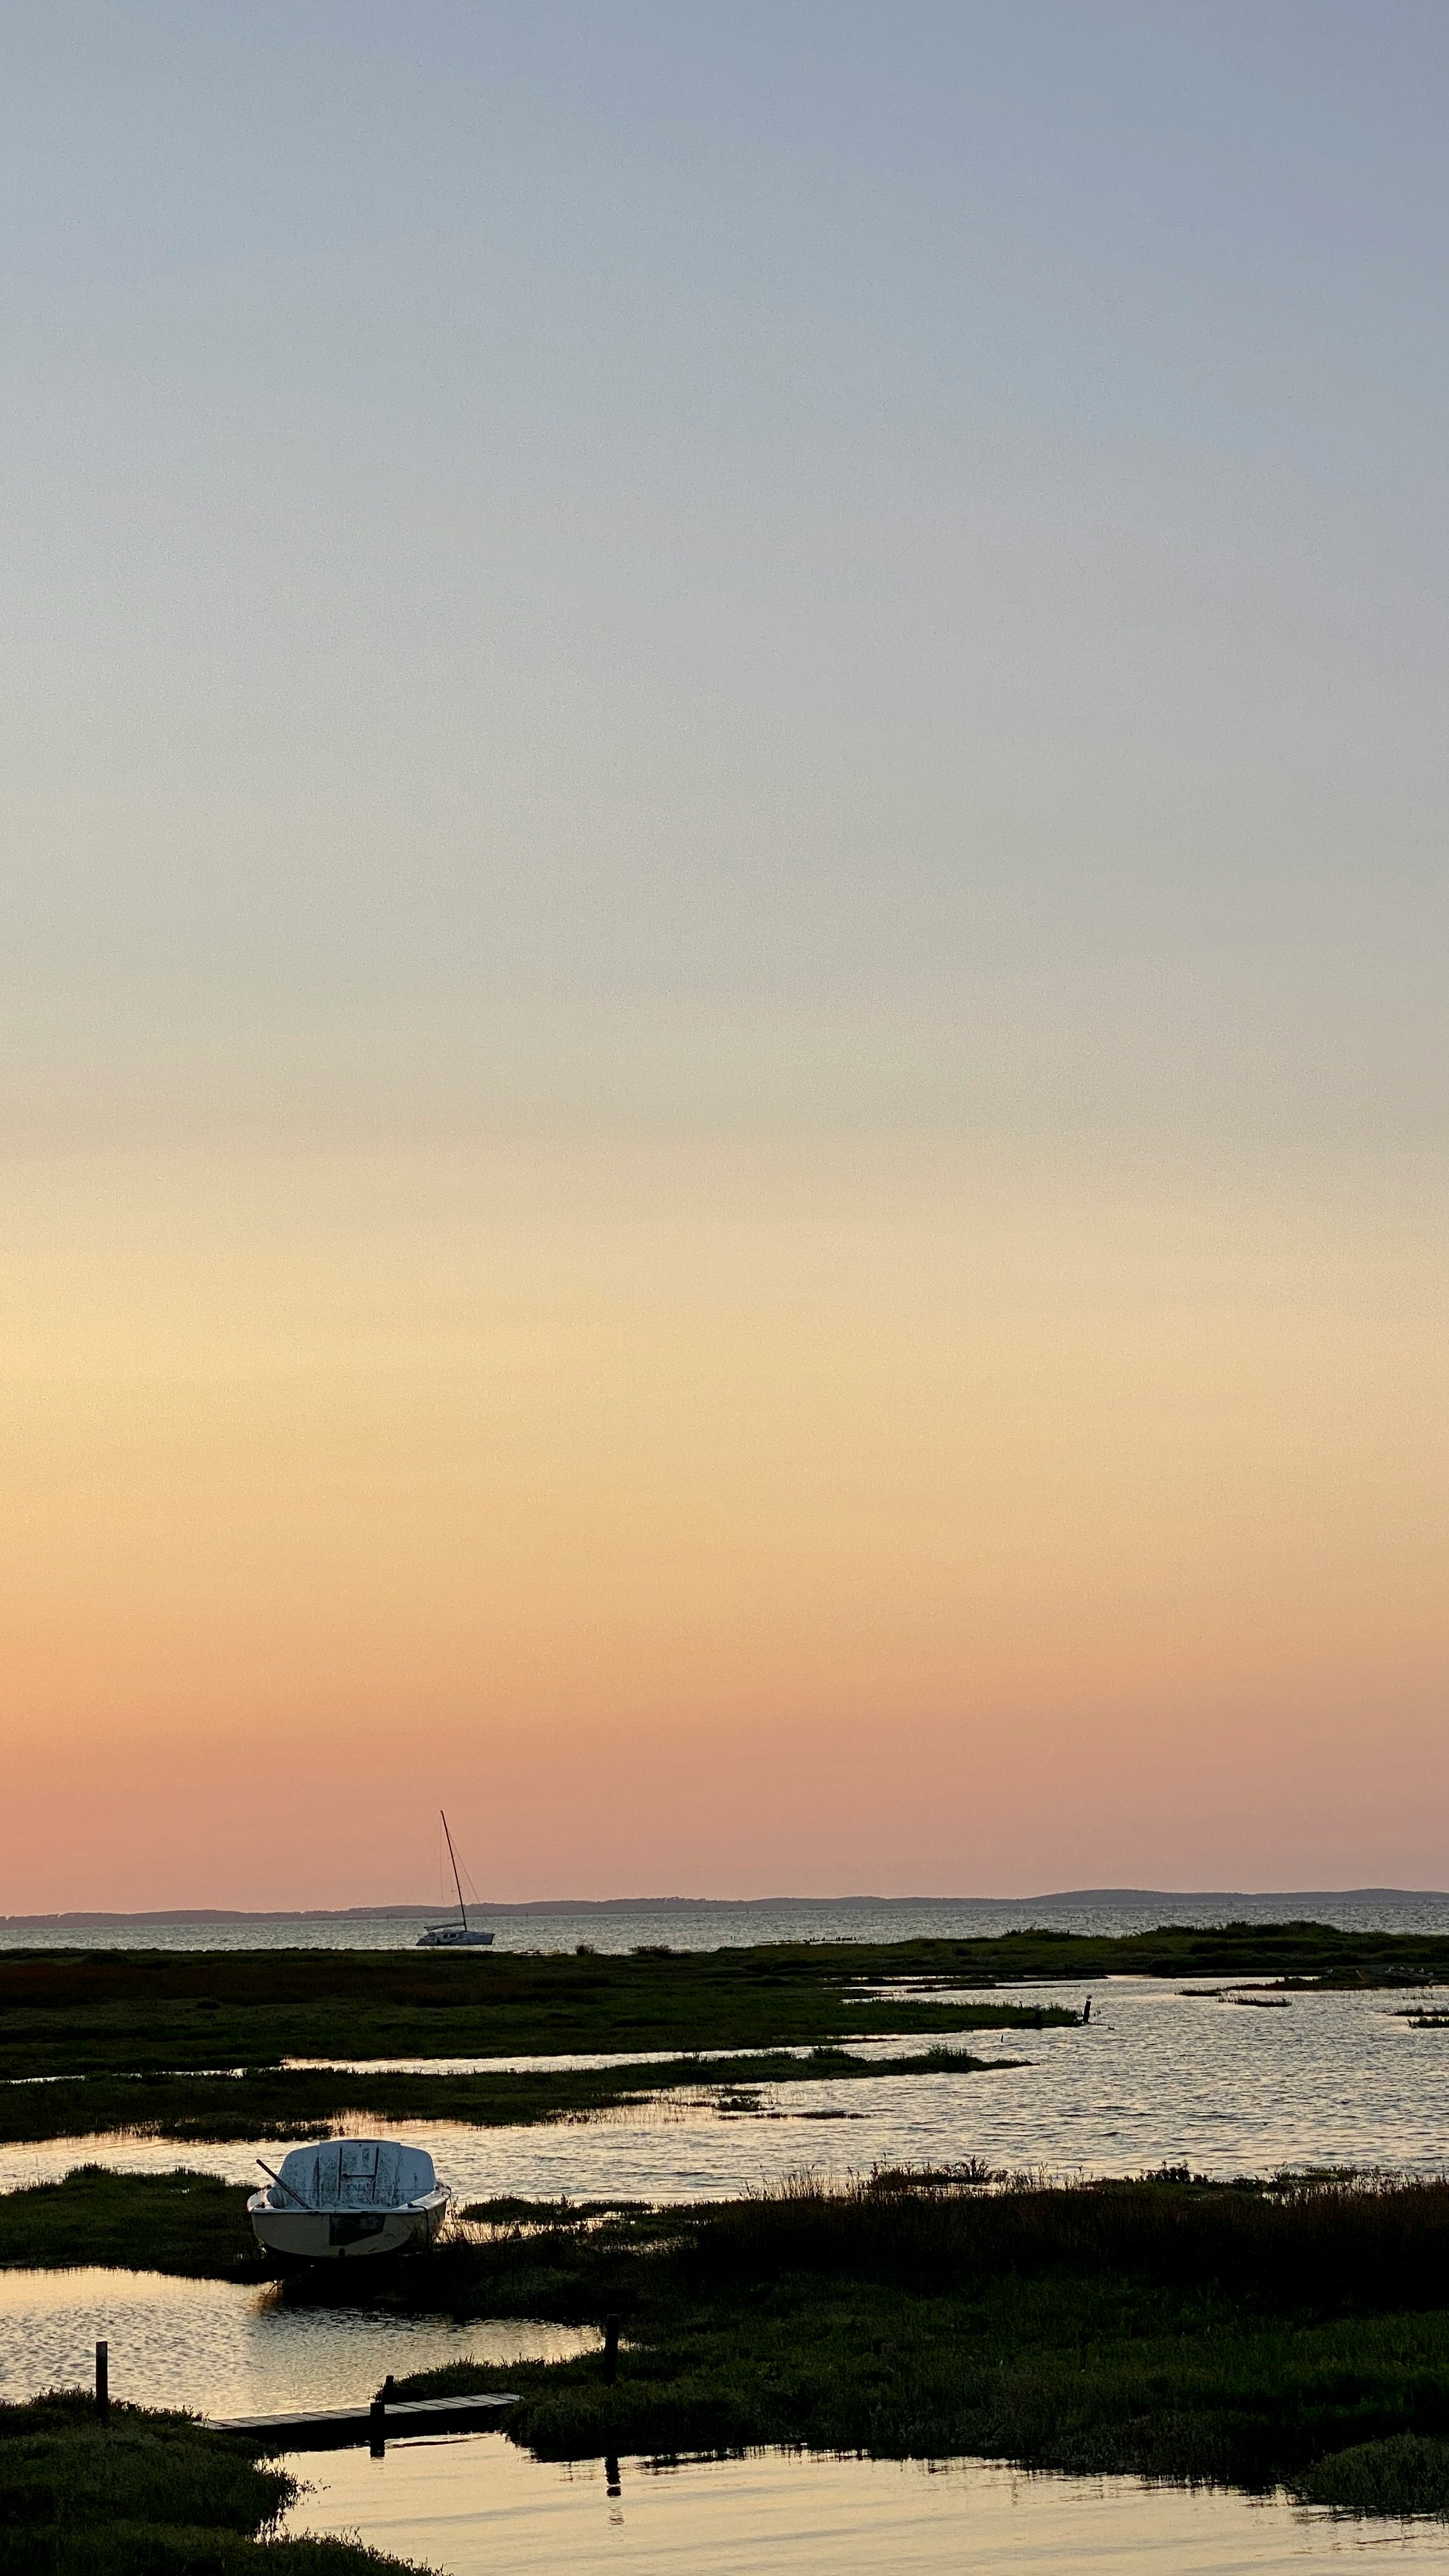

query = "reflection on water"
[[0, 2269, 595, 2415], [282, 2439, 1445, 2573], [4, 1982, 1448, 2205]]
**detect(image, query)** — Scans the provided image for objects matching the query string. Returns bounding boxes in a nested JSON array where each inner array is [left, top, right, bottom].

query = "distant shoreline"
[[3, 1886, 1445, 1926]]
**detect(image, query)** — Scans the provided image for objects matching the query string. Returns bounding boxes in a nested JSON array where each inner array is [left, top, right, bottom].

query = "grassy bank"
[[0, 2391, 429, 2573], [0, 2166, 261, 2276], [360, 2169, 1449, 2515], [1, 1923, 1439, 2083], [0, 2040, 1027, 2147]]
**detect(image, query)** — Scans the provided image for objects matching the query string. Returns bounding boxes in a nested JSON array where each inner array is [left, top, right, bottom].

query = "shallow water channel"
[[280, 2439, 1449, 2573], [0, 2266, 595, 2416]]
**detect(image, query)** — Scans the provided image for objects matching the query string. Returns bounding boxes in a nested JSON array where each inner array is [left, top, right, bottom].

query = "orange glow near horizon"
[[3, 1133, 1445, 1912], [6, 12, 1449, 1921]]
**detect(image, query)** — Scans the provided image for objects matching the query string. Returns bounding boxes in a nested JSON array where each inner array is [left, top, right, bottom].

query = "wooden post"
[[603, 2313, 620, 2384], [95, 2342, 109, 2423], [369, 2393, 386, 2458]]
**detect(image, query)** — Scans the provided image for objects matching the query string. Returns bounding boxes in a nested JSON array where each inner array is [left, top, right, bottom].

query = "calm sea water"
[[4, 1890, 1449, 1952]]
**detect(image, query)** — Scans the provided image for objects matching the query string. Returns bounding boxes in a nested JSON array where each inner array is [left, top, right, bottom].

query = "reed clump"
[[677, 2163, 1449, 2313]]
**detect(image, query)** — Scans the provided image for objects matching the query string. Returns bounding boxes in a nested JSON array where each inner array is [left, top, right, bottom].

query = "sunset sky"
[[3, 3, 1447, 1909]]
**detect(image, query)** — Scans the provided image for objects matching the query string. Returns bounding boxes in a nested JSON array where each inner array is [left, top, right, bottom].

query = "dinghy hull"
[[247, 2138, 450, 2262], [247, 2192, 448, 2261]]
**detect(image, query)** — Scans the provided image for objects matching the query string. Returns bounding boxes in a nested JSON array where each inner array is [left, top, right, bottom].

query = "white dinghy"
[[247, 2138, 450, 2262]]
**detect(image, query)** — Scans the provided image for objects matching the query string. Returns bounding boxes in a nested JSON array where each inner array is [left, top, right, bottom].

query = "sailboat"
[[417, 1810, 495, 1949]]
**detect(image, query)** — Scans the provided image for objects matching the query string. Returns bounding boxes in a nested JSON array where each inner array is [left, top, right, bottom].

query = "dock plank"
[[211, 2393, 518, 2448]]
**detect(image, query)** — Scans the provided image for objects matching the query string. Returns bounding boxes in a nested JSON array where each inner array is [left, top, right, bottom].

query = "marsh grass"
[[0, 2165, 260, 2276], [457, 2194, 649, 2228], [0, 2042, 1027, 2148], [0, 1942, 1077, 2083], [367, 2169, 1449, 2506], [0, 2393, 429, 2572], [1295, 2432, 1449, 2515], [3, 1920, 1436, 2090]]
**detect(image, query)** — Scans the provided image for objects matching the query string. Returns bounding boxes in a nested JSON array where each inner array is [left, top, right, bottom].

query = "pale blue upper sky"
[[4, 1, 1446, 1152]]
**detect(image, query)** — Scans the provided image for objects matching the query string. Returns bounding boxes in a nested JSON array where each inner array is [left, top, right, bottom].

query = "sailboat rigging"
[[417, 1811, 495, 1949]]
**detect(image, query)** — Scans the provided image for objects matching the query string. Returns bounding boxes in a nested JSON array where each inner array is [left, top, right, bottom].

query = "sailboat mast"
[[440, 1811, 468, 1931]]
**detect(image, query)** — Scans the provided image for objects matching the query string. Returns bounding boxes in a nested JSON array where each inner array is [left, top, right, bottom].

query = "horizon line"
[[3, 1885, 1446, 1927]]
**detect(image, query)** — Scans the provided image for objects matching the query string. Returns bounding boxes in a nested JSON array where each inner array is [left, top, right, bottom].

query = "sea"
[[6, 1886, 1449, 1951]]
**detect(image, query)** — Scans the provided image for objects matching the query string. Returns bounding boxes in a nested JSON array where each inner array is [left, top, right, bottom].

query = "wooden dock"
[[210, 2393, 519, 2450]]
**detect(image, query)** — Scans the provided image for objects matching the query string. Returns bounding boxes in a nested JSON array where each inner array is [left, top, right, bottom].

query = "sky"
[[3, 2, 1447, 1909]]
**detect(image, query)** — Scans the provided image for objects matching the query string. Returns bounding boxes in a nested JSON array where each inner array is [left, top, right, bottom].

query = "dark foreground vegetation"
[[0, 2393, 425, 2574], [346, 2169, 1449, 2517], [0, 2041, 1025, 2148], [2, 1920, 1441, 2087]]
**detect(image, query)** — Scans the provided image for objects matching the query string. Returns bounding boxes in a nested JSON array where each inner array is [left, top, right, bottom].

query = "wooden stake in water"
[[95, 2341, 109, 2423]]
